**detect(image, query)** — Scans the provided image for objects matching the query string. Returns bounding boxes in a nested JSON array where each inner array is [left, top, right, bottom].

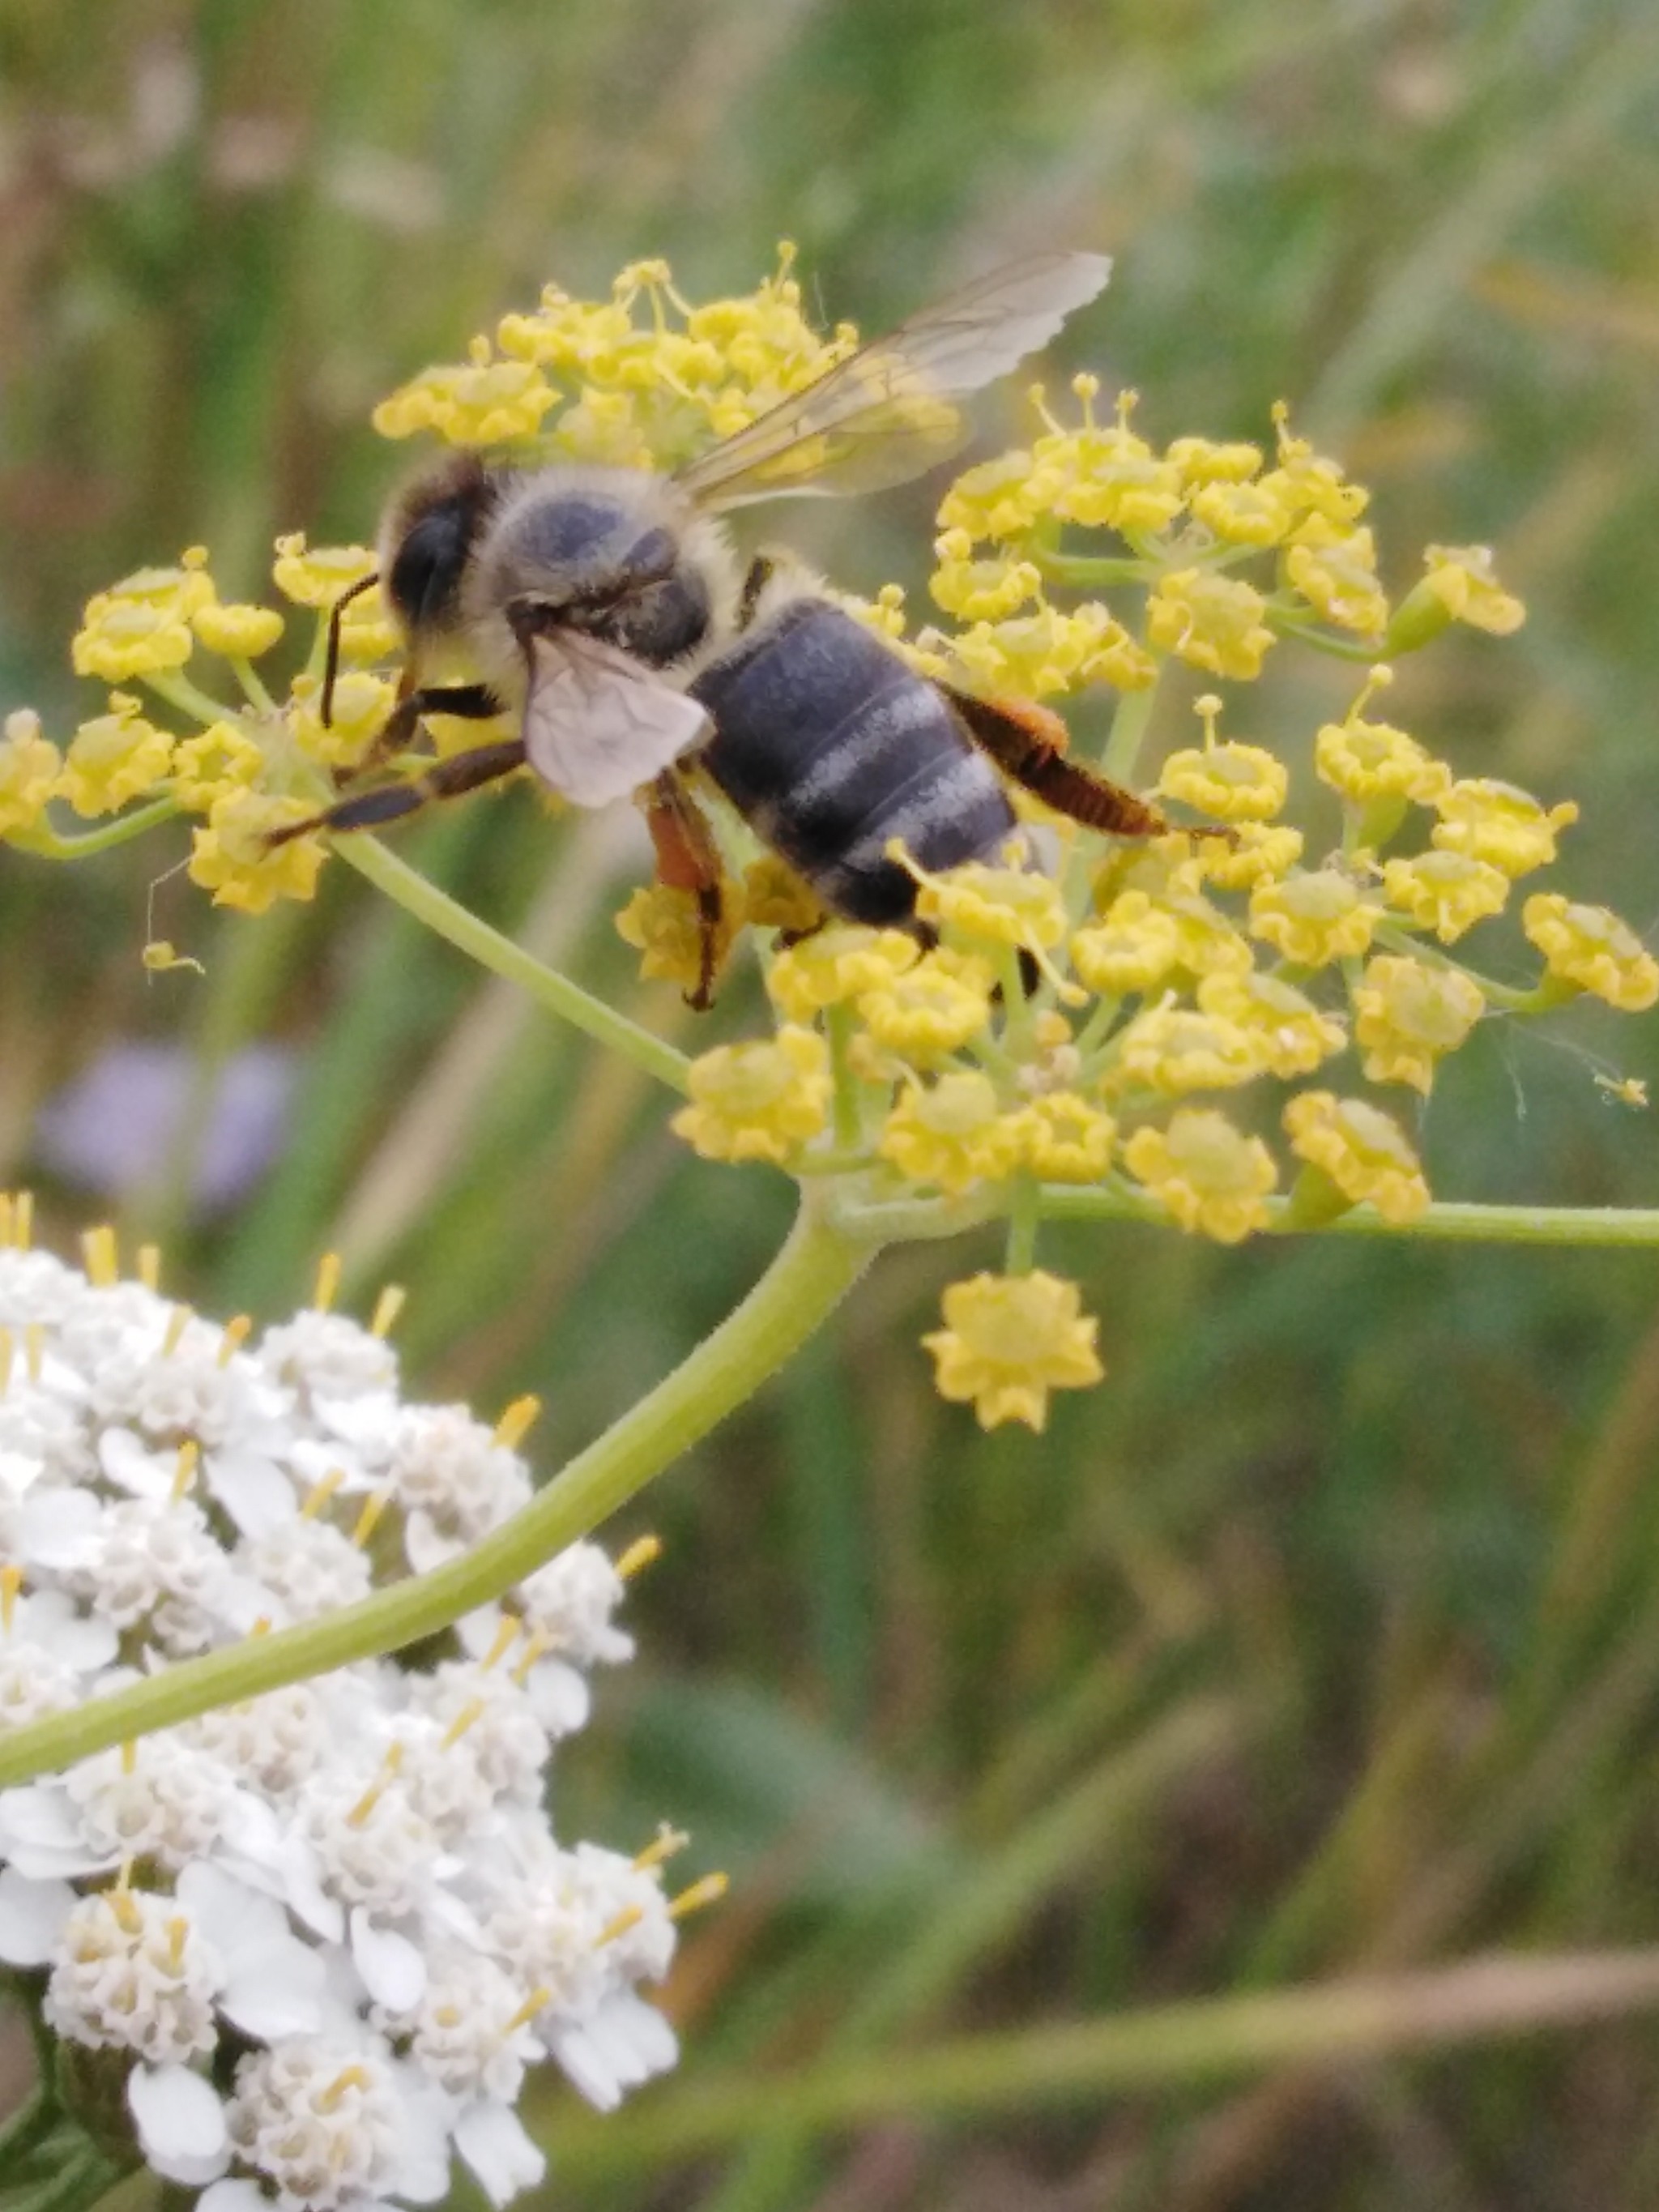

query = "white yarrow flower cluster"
[[0, 1228, 687, 2210]]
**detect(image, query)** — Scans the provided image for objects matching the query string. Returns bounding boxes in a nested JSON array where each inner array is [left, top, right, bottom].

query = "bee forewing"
[[521, 635, 710, 809], [674, 250, 1111, 510]]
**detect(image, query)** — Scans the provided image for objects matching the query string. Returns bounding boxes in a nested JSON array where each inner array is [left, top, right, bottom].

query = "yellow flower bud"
[[879, 1071, 1021, 1194], [1283, 1091, 1430, 1224], [1352, 954, 1485, 1091], [1249, 869, 1380, 967], [1381, 851, 1509, 942], [1522, 895, 1659, 1012], [1123, 1107, 1277, 1242], [923, 1270, 1105, 1431], [672, 1028, 830, 1166], [1431, 779, 1577, 878]]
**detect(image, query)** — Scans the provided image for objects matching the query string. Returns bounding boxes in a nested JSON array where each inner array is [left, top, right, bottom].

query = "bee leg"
[[321, 573, 381, 728], [265, 739, 527, 848], [642, 771, 729, 1011], [335, 681, 506, 787], [943, 686, 1209, 841]]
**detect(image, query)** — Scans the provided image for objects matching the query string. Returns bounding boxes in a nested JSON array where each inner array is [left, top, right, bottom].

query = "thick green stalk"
[[339, 834, 692, 1094], [0, 1198, 872, 1787]]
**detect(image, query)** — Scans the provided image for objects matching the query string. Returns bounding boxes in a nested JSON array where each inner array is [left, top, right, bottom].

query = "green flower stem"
[[229, 655, 279, 715], [543, 1947, 1659, 2172], [0, 1198, 872, 1788], [339, 835, 692, 1095], [143, 671, 239, 727], [1371, 922, 1537, 1011], [12, 796, 181, 860], [1099, 678, 1160, 788], [1027, 550, 1151, 589], [1040, 1186, 1659, 1245], [1004, 1170, 1041, 1273], [1262, 608, 1378, 663]]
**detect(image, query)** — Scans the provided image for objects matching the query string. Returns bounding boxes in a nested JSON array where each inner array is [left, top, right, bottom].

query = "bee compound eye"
[[387, 496, 478, 629]]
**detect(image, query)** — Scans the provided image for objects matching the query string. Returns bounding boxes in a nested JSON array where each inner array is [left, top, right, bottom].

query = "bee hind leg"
[[265, 739, 528, 849], [642, 770, 730, 1011], [944, 686, 1231, 843]]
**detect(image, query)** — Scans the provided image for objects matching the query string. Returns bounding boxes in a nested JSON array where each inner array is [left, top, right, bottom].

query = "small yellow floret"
[[1381, 851, 1509, 942], [271, 536, 377, 610], [907, 856, 1065, 954], [61, 694, 174, 817], [1196, 972, 1346, 1078], [1316, 714, 1451, 807], [1108, 1005, 1261, 1097], [0, 711, 62, 837], [766, 925, 918, 1022], [1070, 892, 1182, 997], [171, 721, 266, 813], [923, 1269, 1104, 1432], [1420, 544, 1525, 635], [855, 950, 995, 1061], [615, 883, 740, 997], [1196, 820, 1305, 892], [671, 1028, 830, 1166], [1250, 869, 1380, 967], [1283, 519, 1388, 635], [192, 603, 286, 660], [1352, 954, 1485, 1091], [1002, 1092, 1117, 1181], [1522, 895, 1659, 1012], [189, 790, 326, 913], [1431, 779, 1577, 877], [1259, 407, 1369, 531], [929, 532, 1043, 622], [879, 1072, 1021, 1194], [1122, 1108, 1277, 1242], [1188, 476, 1292, 548], [1034, 386, 1186, 536], [936, 451, 1047, 541], [742, 856, 824, 935], [372, 352, 557, 446], [1166, 436, 1263, 486], [1159, 741, 1287, 824], [71, 596, 194, 681], [1146, 570, 1275, 681], [290, 673, 398, 771], [1283, 1091, 1430, 1223], [949, 603, 1136, 700]]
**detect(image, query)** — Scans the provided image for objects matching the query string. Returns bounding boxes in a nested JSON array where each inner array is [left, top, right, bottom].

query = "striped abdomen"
[[691, 598, 1015, 925]]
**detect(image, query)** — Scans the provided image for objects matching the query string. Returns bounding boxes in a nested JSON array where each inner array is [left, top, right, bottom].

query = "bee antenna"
[[322, 573, 380, 727]]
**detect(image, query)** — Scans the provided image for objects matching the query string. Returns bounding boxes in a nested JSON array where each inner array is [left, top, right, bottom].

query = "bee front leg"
[[642, 770, 730, 1011]]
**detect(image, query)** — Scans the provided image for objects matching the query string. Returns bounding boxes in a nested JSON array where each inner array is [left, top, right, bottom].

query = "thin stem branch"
[[12, 796, 181, 860], [338, 835, 692, 1095], [0, 1199, 872, 1787]]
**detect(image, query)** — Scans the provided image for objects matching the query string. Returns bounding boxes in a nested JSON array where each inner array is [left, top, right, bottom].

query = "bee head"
[[379, 455, 500, 638]]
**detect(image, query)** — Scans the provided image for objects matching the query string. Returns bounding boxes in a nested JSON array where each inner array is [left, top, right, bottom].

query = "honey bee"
[[282, 251, 1174, 1003]]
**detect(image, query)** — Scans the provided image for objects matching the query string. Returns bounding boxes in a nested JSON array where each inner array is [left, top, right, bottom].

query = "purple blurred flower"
[[35, 1043, 297, 1213]]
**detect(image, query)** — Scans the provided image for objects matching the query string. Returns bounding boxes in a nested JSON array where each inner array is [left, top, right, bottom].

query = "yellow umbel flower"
[[1158, 696, 1288, 823], [71, 596, 194, 682], [936, 451, 1047, 541], [929, 532, 1043, 622], [1002, 1092, 1117, 1182], [1283, 1091, 1430, 1224], [855, 950, 995, 1061], [1352, 954, 1485, 1091], [271, 536, 377, 609], [1283, 519, 1388, 636], [1147, 569, 1275, 681], [1188, 476, 1291, 548], [1381, 851, 1508, 942], [60, 694, 174, 818], [616, 883, 743, 997], [907, 856, 1066, 953], [171, 722, 266, 813], [1258, 404, 1368, 530], [1109, 1005, 1261, 1097], [1123, 1108, 1277, 1243], [290, 673, 398, 771], [372, 342, 557, 446], [1196, 972, 1346, 1078], [878, 1072, 1021, 1194], [1196, 821, 1305, 892], [1249, 869, 1381, 967], [1420, 544, 1525, 635], [1163, 891, 1255, 980], [1431, 779, 1578, 877], [1070, 891, 1182, 997], [1033, 381, 1186, 536], [1166, 435, 1264, 487], [191, 602, 286, 660], [923, 1270, 1104, 1432], [742, 856, 824, 935], [1316, 715, 1451, 807], [188, 790, 326, 914], [766, 925, 918, 1023], [672, 1028, 830, 1166], [1522, 895, 1659, 1012], [333, 583, 402, 667], [0, 711, 62, 837], [949, 604, 1128, 700]]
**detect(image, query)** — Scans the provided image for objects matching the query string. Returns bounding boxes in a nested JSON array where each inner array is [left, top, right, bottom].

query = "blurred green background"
[[6, 1, 1659, 2205]]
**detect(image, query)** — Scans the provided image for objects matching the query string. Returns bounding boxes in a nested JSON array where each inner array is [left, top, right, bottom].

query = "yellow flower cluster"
[[6, 250, 1648, 1433]]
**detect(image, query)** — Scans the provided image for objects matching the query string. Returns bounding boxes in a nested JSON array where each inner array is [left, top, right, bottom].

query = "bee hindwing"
[[522, 634, 710, 808]]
